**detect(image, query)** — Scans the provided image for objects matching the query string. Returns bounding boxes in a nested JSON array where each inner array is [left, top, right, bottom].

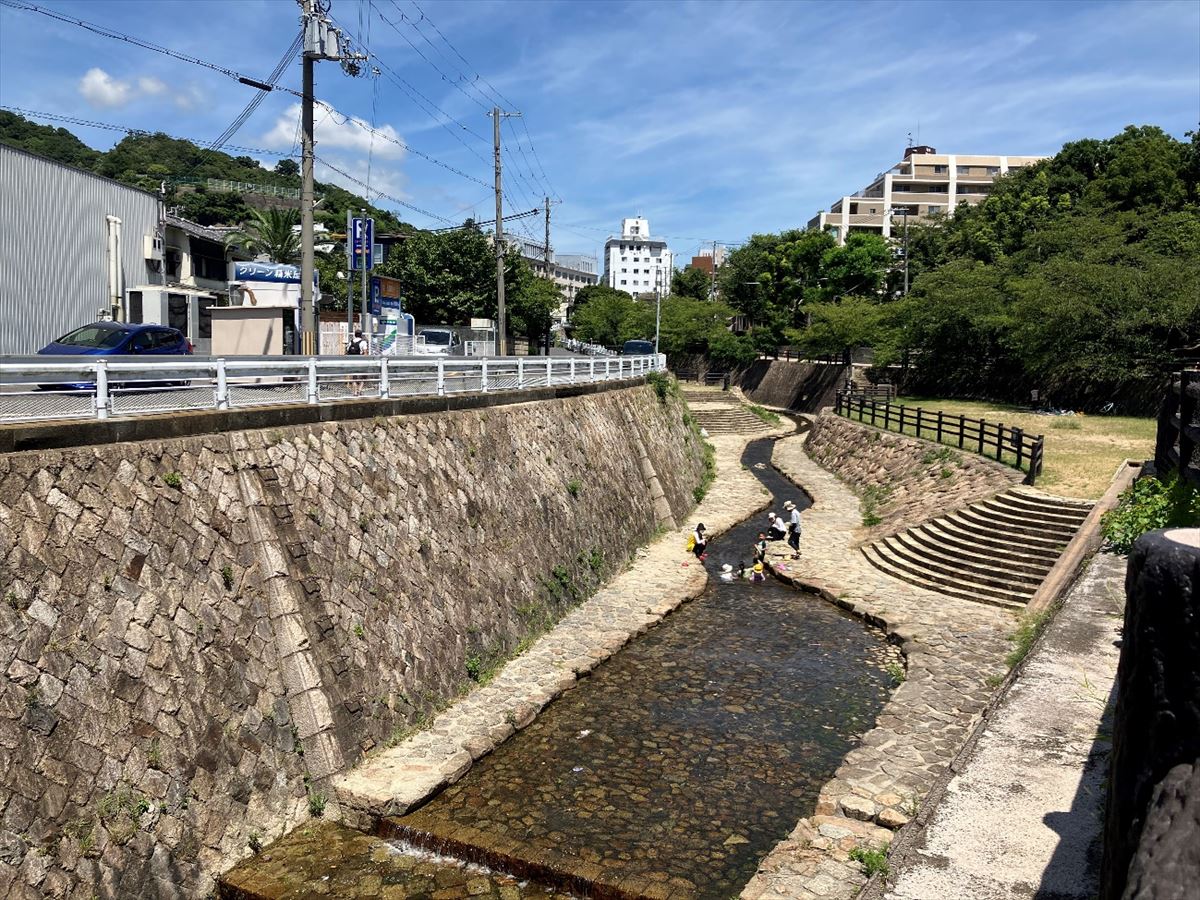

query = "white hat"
[[721, 563, 733, 572], [784, 500, 796, 510]]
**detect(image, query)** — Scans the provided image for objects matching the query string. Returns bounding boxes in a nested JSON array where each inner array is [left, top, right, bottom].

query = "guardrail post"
[[1013, 426, 1024, 470], [215, 358, 229, 410], [605, 358, 611, 381], [589, 358, 595, 381], [517, 357, 525, 388], [437, 358, 445, 396], [94, 359, 109, 420], [481, 358, 489, 392], [546, 356, 552, 386], [379, 357, 390, 400], [307, 358, 319, 405], [570, 358, 576, 384]]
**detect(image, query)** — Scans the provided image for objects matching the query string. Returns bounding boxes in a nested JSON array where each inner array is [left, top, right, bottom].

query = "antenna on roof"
[[907, 131, 913, 148]]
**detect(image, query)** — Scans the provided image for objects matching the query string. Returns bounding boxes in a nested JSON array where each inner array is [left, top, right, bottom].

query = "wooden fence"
[[1154, 369, 1199, 486], [835, 392, 1045, 484], [843, 381, 896, 402]]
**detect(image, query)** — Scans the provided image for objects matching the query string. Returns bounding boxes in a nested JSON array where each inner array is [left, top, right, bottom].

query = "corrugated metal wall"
[[0, 145, 163, 354]]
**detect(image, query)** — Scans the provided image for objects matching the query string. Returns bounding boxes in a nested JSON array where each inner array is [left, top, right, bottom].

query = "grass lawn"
[[884, 396, 1156, 499]]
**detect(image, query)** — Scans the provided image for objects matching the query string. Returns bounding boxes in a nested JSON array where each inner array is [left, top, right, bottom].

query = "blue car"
[[37, 322, 193, 390]]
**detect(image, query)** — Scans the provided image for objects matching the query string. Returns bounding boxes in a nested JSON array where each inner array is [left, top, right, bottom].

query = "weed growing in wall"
[[1101, 474, 1200, 554], [221, 565, 234, 591], [307, 792, 327, 818], [848, 845, 889, 877], [646, 371, 677, 404], [1005, 604, 1058, 670], [860, 485, 893, 527], [747, 404, 782, 425], [566, 479, 582, 499], [162, 472, 182, 489]]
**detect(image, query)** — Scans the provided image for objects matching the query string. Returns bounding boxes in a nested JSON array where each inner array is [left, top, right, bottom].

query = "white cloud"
[[79, 68, 133, 108], [262, 103, 407, 161], [137, 76, 167, 96]]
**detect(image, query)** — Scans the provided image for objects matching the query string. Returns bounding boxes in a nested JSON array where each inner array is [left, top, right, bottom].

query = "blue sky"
[[1, 0, 1197, 261]]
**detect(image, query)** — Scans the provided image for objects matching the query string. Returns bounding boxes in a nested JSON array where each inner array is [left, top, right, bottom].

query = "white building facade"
[[603, 217, 673, 297]]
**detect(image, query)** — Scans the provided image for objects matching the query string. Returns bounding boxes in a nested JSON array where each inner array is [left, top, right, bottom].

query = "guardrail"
[[0, 354, 665, 425], [835, 391, 1045, 484]]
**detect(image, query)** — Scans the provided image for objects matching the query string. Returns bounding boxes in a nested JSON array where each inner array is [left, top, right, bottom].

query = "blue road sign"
[[350, 217, 374, 271]]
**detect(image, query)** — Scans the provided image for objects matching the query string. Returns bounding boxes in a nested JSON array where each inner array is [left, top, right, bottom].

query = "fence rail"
[[0, 354, 665, 425], [1154, 369, 1199, 486], [835, 392, 1044, 484], [843, 381, 896, 402]]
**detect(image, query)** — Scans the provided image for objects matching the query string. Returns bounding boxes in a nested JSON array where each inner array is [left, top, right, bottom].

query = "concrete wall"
[[0, 383, 705, 899], [1100, 528, 1200, 899], [735, 359, 848, 413], [803, 412, 1024, 541]]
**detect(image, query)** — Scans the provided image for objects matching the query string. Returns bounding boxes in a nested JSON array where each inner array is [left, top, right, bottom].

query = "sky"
[[1, 0, 1198, 262]]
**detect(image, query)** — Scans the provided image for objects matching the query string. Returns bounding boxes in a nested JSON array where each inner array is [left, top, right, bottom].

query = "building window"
[[621, 268, 627, 273], [986, 166, 1000, 175], [620, 279, 627, 285], [933, 165, 947, 174], [957, 165, 970, 175]]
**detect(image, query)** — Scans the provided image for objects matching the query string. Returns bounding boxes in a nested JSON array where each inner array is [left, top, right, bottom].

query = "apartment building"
[[508, 236, 599, 324], [808, 145, 1044, 244], [603, 217, 673, 297]]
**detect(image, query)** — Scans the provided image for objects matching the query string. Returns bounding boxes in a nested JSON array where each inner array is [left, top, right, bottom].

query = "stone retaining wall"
[[0, 384, 705, 899], [735, 359, 847, 413], [803, 412, 1023, 542]]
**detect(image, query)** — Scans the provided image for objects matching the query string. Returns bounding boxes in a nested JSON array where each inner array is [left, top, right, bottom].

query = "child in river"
[[751, 562, 766, 583]]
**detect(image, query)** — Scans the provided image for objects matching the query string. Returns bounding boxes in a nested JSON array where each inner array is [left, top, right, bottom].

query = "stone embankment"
[[0, 382, 705, 899], [734, 359, 847, 413], [803, 412, 1024, 542], [742, 433, 1014, 900]]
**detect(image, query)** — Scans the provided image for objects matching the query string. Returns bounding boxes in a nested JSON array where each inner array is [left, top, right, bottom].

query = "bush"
[[646, 370, 676, 403], [1101, 474, 1200, 554]]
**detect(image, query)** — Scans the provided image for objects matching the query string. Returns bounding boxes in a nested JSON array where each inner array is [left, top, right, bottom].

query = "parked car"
[[622, 339, 654, 355], [415, 328, 461, 356], [37, 323, 193, 390]]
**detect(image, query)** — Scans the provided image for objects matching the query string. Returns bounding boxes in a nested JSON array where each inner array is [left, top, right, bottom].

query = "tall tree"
[[671, 265, 712, 302], [224, 207, 301, 263]]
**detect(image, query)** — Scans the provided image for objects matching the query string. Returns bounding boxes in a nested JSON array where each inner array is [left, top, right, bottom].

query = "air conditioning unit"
[[143, 234, 164, 261]]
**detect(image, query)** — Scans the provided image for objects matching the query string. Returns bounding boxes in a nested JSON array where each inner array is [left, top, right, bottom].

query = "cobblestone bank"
[[0, 383, 704, 899], [333, 425, 791, 828], [741, 434, 1013, 900], [804, 412, 1022, 542]]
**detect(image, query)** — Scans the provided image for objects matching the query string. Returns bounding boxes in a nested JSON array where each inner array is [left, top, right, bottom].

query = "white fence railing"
[[0, 354, 666, 424]]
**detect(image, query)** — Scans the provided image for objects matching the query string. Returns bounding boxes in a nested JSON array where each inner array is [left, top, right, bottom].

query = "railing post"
[[437, 358, 446, 396], [94, 359, 109, 420], [590, 358, 595, 381], [379, 357, 390, 400], [604, 358, 611, 381], [481, 358, 489, 392], [1013, 426, 1024, 470], [958, 414, 966, 449], [517, 357, 525, 389], [307, 358, 319, 405], [570, 358, 576, 384], [978, 418, 986, 455], [215, 358, 229, 410], [936, 409, 943, 445], [546, 356, 553, 386]]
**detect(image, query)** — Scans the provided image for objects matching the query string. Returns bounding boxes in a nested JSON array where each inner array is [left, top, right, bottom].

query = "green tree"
[[671, 265, 712, 302], [569, 290, 640, 347], [509, 273, 562, 343], [275, 158, 300, 178], [224, 207, 301, 263]]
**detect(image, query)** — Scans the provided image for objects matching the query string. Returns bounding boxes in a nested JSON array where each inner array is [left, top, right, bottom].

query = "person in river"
[[751, 562, 766, 583], [735, 561, 747, 579], [691, 523, 708, 560], [784, 500, 802, 559], [719, 563, 736, 582], [753, 532, 769, 565], [766, 512, 787, 541]]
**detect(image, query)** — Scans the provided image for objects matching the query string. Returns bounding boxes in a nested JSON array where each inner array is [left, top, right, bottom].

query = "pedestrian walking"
[[346, 328, 368, 396], [784, 500, 802, 559]]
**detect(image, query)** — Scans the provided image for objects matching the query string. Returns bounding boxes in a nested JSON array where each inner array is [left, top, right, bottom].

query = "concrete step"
[[861, 546, 1027, 610], [984, 494, 1090, 529], [899, 528, 1050, 583], [953, 506, 1076, 544], [917, 520, 1061, 569], [879, 534, 1042, 596], [934, 513, 1067, 558], [1009, 487, 1094, 514]]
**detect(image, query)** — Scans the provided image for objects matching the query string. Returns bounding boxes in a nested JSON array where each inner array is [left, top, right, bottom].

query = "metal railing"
[[835, 391, 1045, 484], [0, 354, 666, 424]]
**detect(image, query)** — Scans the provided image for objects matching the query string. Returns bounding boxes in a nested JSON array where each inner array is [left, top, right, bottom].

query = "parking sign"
[[350, 216, 374, 271]]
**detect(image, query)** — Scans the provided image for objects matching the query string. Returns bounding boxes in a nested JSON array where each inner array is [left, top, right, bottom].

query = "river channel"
[[225, 437, 901, 899]]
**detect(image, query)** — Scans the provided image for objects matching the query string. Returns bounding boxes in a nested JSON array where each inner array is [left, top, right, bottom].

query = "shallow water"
[[379, 437, 900, 898]]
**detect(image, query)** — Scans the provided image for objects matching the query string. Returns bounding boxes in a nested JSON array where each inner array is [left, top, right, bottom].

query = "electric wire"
[[373, 0, 489, 113], [407, 0, 515, 108], [0, 0, 305, 100], [313, 155, 455, 225]]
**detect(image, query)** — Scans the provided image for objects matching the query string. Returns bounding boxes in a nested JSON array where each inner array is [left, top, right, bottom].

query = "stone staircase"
[[680, 387, 775, 435], [860, 488, 1093, 609]]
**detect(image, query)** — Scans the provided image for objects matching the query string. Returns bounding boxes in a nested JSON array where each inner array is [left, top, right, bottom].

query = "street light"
[[889, 207, 910, 296]]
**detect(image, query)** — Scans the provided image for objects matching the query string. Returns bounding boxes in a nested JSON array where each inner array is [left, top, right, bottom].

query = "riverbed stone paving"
[[741, 433, 1015, 900], [334, 423, 792, 829]]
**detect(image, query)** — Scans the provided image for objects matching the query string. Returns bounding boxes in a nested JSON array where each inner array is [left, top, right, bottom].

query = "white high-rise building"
[[603, 217, 673, 297]]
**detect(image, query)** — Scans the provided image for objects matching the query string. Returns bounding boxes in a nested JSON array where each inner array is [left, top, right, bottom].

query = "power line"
[[430, 206, 540, 232], [518, 116, 559, 201], [375, 0, 489, 113], [406, 0, 515, 109], [313, 154, 455, 225], [0, 0, 305, 100]]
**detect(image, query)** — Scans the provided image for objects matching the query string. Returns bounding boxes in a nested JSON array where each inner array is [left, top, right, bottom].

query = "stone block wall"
[[0, 384, 705, 899], [1100, 527, 1200, 900], [735, 359, 847, 413], [803, 412, 1024, 541]]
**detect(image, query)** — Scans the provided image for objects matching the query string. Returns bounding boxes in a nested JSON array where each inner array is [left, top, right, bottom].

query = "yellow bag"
[[686, 534, 696, 552]]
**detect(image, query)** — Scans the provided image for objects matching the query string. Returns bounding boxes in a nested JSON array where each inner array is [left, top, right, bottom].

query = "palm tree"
[[224, 207, 301, 263]]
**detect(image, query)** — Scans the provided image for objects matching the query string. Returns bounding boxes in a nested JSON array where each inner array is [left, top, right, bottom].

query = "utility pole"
[[359, 207, 369, 340], [298, 0, 365, 355], [543, 197, 552, 278], [654, 268, 662, 355], [710, 240, 719, 299], [489, 107, 520, 356]]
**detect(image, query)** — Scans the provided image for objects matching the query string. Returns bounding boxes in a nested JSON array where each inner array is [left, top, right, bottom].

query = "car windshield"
[[55, 325, 129, 348], [423, 330, 451, 345]]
